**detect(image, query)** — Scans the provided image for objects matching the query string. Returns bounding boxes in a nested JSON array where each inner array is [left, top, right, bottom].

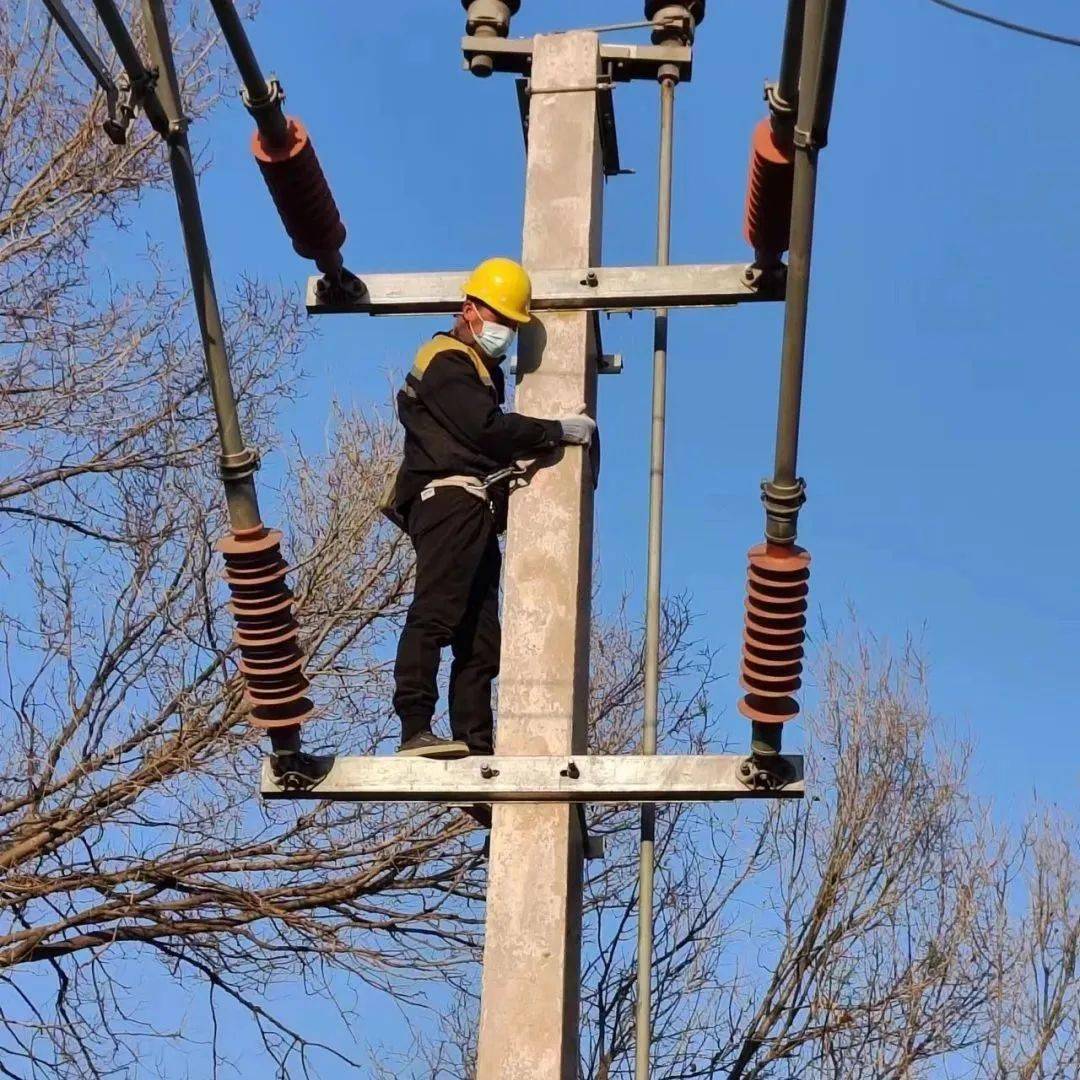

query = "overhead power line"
[[926, 0, 1080, 48]]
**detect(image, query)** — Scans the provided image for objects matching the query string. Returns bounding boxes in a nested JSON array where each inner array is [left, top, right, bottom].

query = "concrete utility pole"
[[475, 32, 602, 1077]]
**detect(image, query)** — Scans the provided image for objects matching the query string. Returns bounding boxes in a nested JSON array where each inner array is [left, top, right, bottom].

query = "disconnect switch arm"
[[207, 0, 354, 293], [738, 0, 848, 767]]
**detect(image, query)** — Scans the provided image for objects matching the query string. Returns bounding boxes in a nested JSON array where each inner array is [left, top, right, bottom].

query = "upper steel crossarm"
[[260, 754, 805, 802], [305, 263, 784, 316], [461, 35, 694, 83]]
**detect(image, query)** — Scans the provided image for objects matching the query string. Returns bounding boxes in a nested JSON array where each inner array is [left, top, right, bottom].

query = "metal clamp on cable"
[[764, 81, 795, 123], [219, 448, 261, 482], [103, 73, 139, 145], [645, 0, 704, 83], [761, 476, 807, 542], [793, 124, 817, 152], [241, 74, 285, 121]]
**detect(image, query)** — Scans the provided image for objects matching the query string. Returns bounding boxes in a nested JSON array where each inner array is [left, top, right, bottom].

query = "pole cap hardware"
[[462, 0, 520, 74], [644, 1, 706, 44]]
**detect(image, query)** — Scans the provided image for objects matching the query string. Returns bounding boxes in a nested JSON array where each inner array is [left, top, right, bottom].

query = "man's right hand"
[[557, 405, 597, 447]]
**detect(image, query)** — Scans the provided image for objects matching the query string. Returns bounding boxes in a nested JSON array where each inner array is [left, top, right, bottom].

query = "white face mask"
[[471, 313, 517, 359]]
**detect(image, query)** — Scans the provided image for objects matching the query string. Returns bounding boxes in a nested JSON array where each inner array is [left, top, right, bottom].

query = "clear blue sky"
[[126, 0, 1079, 1070]]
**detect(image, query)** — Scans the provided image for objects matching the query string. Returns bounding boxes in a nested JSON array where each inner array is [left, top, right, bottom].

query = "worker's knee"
[[404, 601, 460, 647]]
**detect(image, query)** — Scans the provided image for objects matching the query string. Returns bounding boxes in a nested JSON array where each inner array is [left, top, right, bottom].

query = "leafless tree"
[[1, 4, 478, 1076], [5, 5, 1077, 1079], [401, 633, 1079, 1080], [1, 8, 729, 1077]]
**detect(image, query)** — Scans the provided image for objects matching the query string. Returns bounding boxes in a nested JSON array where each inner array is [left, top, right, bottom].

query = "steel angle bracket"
[[514, 76, 623, 177], [260, 753, 805, 803], [305, 263, 785, 316], [461, 35, 694, 84]]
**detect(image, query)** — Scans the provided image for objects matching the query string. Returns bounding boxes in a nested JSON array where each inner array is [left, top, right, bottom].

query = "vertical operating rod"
[[91, 0, 262, 531], [752, 0, 845, 759], [206, 0, 290, 147], [776, 0, 807, 110], [770, 0, 826, 506], [636, 73, 676, 1080], [139, 0, 262, 531]]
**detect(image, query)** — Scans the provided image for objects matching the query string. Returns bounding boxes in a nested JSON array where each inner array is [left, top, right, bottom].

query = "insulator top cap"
[[644, 0, 706, 26], [462, 0, 520, 11]]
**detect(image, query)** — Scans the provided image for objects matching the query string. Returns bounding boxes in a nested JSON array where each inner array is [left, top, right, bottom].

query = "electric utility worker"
[[381, 258, 597, 759]]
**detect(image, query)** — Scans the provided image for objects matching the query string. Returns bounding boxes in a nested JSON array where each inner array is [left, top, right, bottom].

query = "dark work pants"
[[393, 487, 501, 753]]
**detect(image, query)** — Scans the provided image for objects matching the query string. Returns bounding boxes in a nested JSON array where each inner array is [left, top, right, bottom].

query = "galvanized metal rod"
[[636, 73, 676, 1080], [137, 0, 262, 531], [43, 0, 118, 100], [770, 0, 826, 493], [770, 0, 846, 497], [776, 0, 806, 109], [206, 0, 290, 146], [810, 0, 848, 147]]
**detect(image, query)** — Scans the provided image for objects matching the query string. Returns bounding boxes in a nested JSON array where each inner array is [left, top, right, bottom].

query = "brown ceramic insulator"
[[234, 625, 302, 650], [747, 572, 809, 602], [739, 542, 811, 726], [223, 561, 289, 583], [743, 116, 795, 263], [744, 640, 804, 665], [252, 117, 346, 263], [228, 594, 295, 620], [745, 593, 808, 618], [215, 526, 314, 730], [239, 653, 303, 676], [245, 680, 311, 708]]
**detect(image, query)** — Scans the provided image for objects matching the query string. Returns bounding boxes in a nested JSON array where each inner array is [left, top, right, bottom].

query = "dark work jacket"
[[382, 334, 563, 532]]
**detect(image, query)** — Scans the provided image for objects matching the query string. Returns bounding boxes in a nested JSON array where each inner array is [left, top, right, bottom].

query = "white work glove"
[[557, 405, 597, 447]]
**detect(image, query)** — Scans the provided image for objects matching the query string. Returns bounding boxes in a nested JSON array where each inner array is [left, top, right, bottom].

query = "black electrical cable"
[[926, 0, 1080, 48]]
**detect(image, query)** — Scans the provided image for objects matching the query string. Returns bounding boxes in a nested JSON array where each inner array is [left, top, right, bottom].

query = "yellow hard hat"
[[462, 257, 533, 324]]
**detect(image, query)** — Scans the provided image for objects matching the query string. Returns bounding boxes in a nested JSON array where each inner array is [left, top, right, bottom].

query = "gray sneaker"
[[397, 732, 470, 759]]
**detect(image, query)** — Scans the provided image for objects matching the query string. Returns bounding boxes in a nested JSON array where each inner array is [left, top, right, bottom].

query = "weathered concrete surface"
[[475, 32, 603, 1080]]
